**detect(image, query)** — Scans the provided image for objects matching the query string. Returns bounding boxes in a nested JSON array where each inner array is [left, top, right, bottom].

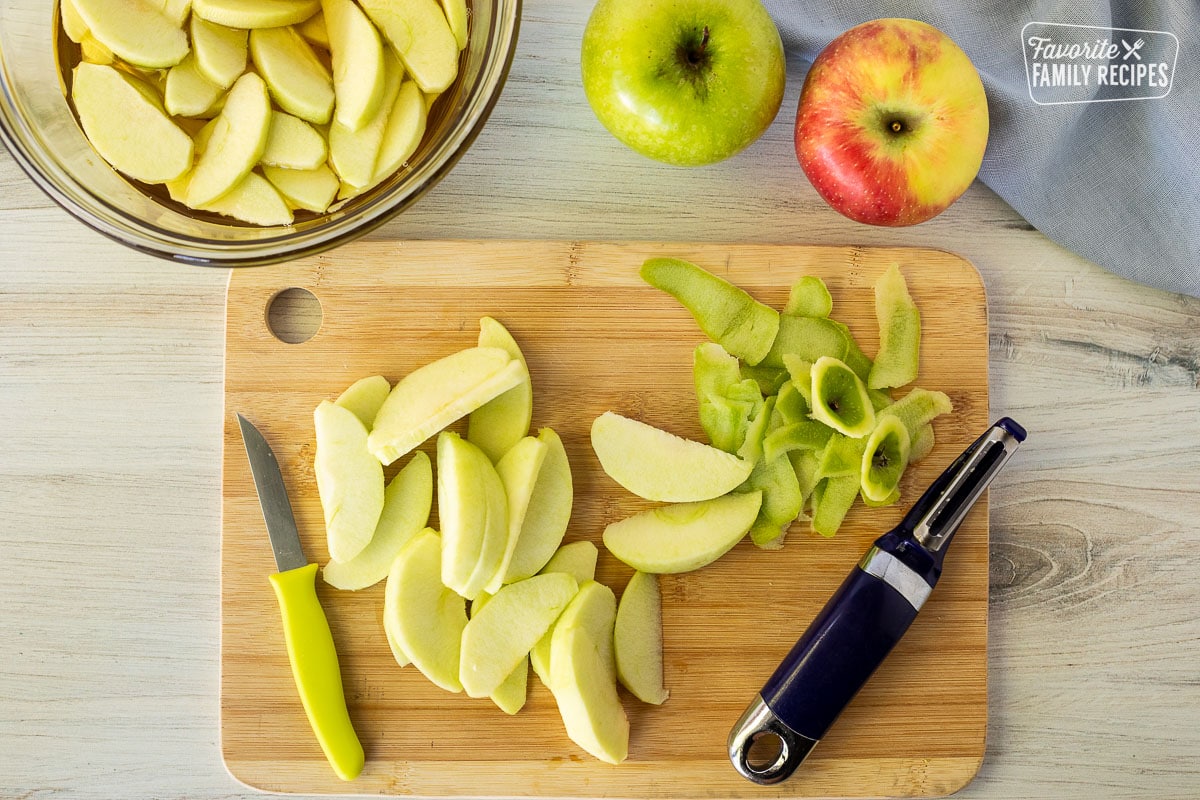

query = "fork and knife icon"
[[1121, 38, 1145, 60]]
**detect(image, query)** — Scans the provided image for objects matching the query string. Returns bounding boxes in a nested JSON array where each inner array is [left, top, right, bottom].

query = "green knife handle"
[[268, 562, 365, 781]]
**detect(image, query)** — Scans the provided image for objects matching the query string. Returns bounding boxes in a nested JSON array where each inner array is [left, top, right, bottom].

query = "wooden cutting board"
[[221, 240, 990, 798]]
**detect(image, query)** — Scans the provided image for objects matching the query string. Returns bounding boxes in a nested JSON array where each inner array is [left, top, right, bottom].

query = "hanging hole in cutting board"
[[266, 288, 322, 344]]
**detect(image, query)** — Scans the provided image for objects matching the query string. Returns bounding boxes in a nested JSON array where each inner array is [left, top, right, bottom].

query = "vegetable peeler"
[[728, 417, 1026, 784]]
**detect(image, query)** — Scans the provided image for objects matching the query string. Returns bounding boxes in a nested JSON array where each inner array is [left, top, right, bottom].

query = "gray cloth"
[[765, 0, 1199, 298]]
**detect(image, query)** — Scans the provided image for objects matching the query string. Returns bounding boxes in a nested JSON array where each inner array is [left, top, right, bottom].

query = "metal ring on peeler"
[[728, 694, 818, 784]]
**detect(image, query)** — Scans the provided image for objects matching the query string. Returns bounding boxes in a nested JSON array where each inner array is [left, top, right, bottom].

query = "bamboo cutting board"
[[221, 240, 990, 798]]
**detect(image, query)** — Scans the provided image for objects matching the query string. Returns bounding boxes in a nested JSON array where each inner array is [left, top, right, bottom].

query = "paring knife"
[[237, 413, 365, 782], [728, 417, 1026, 784]]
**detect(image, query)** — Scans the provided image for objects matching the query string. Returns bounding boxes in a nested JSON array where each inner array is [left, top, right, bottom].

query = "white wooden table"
[[2, 2, 1198, 797]]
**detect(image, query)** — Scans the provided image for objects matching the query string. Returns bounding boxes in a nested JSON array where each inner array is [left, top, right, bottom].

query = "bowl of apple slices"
[[0, 0, 519, 266]]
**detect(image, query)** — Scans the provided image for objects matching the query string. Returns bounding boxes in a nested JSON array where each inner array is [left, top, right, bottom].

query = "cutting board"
[[221, 241, 990, 798]]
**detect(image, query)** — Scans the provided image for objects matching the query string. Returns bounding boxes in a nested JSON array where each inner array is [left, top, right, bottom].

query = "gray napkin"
[[765, 0, 1198, 298]]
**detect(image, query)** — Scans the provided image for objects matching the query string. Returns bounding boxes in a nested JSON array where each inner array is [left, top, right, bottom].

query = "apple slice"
[[250, 26, 335, 126], [615, 571, 668, 705], [590, 411, 753, 502], [468, 317, 533, 463], [333, 375, 391, 429], [383, 614, 411, 667], [441, 0, 467, 49], [437, 431, 509, 600], [459, 572, 579, 697], [297, 11, 331, 47], [385, 529, 468, 691], [71, 63, 194, 183], [490, 657, 528, 715], [193, 0, 321, 29], [640, 257, 780, 366], [261, 112, 328, 170], [186, 72, 272, 208], [71, 0, 188, 69], [500, 428, 573, 583], [314, 400, 385, 562], [869, 264, 921, 389], [79, 34, 115, 65], [157, 0, 191, 27], [263, 164, 340, 213], [60, 0, 90, 44], [323, 0, 387, 131], [549, 582, 627, 764], [540, 541, 598, 583], [190, 17, 247, 89], [358, 0, 460, 93], [328, 48, 403, 191], [603, 490, 762, 574], [367, 346, 524, 465], [323, 451, 432, 590], [164, 54, 225, 118], [484, 436, 548, 594], [198, 172, 294, 226]]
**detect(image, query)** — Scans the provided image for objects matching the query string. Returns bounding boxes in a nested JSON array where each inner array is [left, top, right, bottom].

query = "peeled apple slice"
[[359, 0, 460, 93], [539, 541, 598, 584], [810, 355, 875, 438], [437, 431, 509, 600], [190, 16, 246, 88], [328, 49, 403, 189], [263, 164, 340, 213], [314, 400, 385, 563], [164, 53, 225, 118], [71, 0, 189, 69], [614, 571, 668, 705], [441, 0, 468, 50], [249, 26, 335, 126], [368, 346, 524, 465], [60, 0, 90, 44], [385, 529, 468, 692], [369, 80, 428, 186], [261, 112, 328, 170], [590, 411, 754, 503], [489, 658, 529, 715], [297, 11, 331, 47], [186, 72, 272, 207], [72, 63, 193, 183], [323, 0, 387, 131], [602, 491, 763, 574], [485, 436, 548, 594], [333, 374, 391, 429], [467, 317, 533, 463], [869, 264, 921, 390], [860, 415, 911, 502], [322, 451, 432, 590], [198, 171, 293, 226], [193, 0, 321, 29]]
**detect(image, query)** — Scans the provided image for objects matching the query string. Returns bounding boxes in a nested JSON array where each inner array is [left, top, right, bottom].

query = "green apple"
[[602, 490, 761, 573], [60, 0, 89, 44], [384, 529, 467, 691], [590, 411, 753, 502], [333, 375, 391, 429], [614, 571, 668, 705], [467, 317, 533, 463], [263, 164, 340, 213], [497, 428, 573, 584], [367, 346, 524, 465], [539, 541, 598, 584], [459, 572, 579, 698], [71, 63, 193, 183], [810, 474, 860, 538], [359, 0, 459, 93], [484, 436, 548, 594], [489, 657, 528, 715], [193, 0, 321, 29], [784, 276, 834, 318], [580, 0, 785, 166], [440, 0, 468, 50], [313, 400, 384, 563], [249, 26, 335, 126], [190, 16, 247, 89], [164, 54, 225, 118], [322, 451, 432, 590], [186, 72, 272, 207], [437, 431, 509, 600], [322, 0, 387, 131], [370, 80, 429, 186], [261, 112, 328, 171], [298, 11, 331, 48], [327, 48, 402, 189], [868, 263, 921, 389], [197, 171, 294, 226], [71, 0, 188, 69]]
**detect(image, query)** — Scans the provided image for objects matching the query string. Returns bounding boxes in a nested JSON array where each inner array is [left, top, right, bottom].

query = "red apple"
[[794, 18, 989, 226]]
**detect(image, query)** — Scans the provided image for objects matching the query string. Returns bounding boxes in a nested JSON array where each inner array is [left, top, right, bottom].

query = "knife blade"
[[237, 413, 365, 782]]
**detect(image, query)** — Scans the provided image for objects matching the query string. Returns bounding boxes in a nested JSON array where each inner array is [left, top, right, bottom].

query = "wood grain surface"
[[221, 241, 989, 796]]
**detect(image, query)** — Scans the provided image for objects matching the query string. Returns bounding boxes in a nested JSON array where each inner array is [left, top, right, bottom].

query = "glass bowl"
[[0, 0, 519, 266]]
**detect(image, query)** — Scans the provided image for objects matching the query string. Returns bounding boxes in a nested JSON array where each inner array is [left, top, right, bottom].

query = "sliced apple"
[[323, 0, 387, 131], [332, 374, 391, 429], [490, 657, 528, 715], [437, 431, 509, 600], [383, 614, 411, 668], [549, 582, 627, 764], [297, 10, 331, 48], [71, 0, 188, 69], [60, 0, 90, 44], [323, 451, 432, 590], [328, 49, 402, 189], [79, 35, 115, 65], [501, 428, 573, 583], [186, 72, 272, 207], [359, 0, 460, 93], [156, 0, 191, 26], [591, 411, 754, 502], [440, 0, 468, 50], [540, 540, 598, 583], [193, 0, 321, 29], [602, 490, 762, 574], [164, 53, 225, 118], [459, 572, 579, 697], [198, 172, 294, 226], [467, 317, 532, 463], [386, 529, 467, 692], [615, 571, 668, 705], [314, 399, 385, 563], [72, 63, 193, 183], [261, 112, 327, 170], [263, 164, 340, 213], [484, 436, 548, 594], [367, 346, 524, 465], [250, 26, 335, 125], [190, 16, 247, 89]]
